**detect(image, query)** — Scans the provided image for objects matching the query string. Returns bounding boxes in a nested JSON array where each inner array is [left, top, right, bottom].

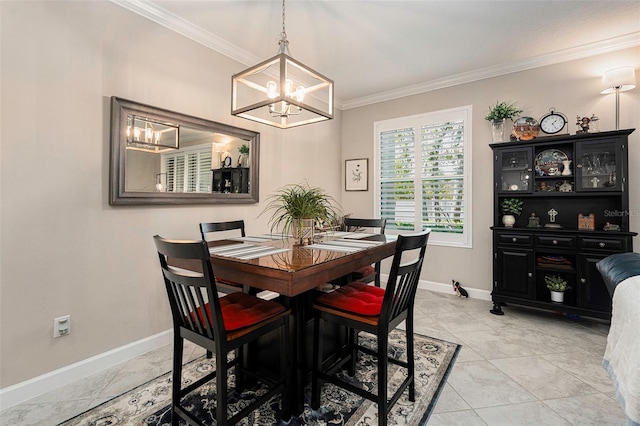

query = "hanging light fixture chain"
[[277, 0, 290, 55]]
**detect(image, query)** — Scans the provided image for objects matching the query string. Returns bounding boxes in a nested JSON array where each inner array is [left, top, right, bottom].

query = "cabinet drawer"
[[536, 235, 576, 249], [497, 233, 532, 247], [579, 237, 626, 253]]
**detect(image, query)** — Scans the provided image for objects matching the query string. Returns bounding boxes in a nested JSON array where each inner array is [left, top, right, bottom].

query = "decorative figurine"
[[527, 212, 541, 228], [561, 160, 572, 176], [559, 180, 573, 192], [603, 222, 620, 232], [548, 208, 558, 223], [576, 116, 591, 134], [578, 213, 595, 230], [589, 114, 600, 133], [591, 177, 600, 188], [452, 280, 469, 298]]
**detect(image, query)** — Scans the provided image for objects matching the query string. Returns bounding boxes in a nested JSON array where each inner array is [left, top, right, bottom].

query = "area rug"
[[59, 330, 460, 425]]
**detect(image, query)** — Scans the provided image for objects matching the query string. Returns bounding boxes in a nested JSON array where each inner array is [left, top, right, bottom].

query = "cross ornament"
[[548, 208, 558, 223]]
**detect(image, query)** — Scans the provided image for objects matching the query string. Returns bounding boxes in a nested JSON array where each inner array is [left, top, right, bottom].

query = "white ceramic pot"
[[502, 214, 516, 227], [550, 290, 564, 303]]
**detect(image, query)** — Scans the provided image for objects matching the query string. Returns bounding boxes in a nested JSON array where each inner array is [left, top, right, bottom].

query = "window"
[[162, 144, 212, 193], [374, 106, 472, 247]]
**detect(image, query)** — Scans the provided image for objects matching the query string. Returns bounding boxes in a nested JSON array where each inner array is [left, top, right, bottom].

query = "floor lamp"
[[601, 67, 636, 130]]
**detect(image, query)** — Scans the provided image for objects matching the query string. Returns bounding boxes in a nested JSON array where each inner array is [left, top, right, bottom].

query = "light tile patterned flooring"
[[0, 289, 625, 425]]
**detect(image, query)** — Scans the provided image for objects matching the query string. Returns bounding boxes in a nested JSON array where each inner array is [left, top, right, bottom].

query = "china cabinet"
[[212, 167, 250, 193], [490, 129, 636, 320]]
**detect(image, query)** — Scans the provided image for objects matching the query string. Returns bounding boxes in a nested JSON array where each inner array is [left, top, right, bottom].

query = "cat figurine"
[[452, 280, 469, 298]]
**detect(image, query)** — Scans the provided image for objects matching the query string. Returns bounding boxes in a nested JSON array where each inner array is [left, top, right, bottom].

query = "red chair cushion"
[[316, 281, 385, 316], [351, 265, 375, 279], [192, 292, 285, 331]]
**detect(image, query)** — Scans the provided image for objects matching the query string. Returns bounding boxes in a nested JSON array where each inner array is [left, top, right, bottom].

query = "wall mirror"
[[110, 97, 259, 205]]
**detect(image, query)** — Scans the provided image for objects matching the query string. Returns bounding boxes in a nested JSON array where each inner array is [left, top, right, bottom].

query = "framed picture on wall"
[[345, 158, 368, 191]]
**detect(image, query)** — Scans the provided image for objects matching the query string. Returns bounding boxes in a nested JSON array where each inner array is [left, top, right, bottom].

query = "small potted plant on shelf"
[[261, 182, 342, 245], [237, 144, 249, 167], [545, 274, 571, 303], [485, 101, 523, 142], [500, 198, 523, 227]]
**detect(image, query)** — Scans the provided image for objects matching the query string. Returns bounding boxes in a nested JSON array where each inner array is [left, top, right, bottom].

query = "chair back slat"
[[200, 220, 246, 241], [344, 217, 386, 234], [154, 235, 226, 342], [381, 230, 430, 322]]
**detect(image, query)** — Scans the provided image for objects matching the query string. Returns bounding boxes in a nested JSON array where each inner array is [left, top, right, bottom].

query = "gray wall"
[[0, 1, 342, 388], [1, 0, 638, 390]]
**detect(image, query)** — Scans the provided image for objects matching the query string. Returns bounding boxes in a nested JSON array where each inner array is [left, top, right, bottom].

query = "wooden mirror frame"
[[109, 97, 259, 205]]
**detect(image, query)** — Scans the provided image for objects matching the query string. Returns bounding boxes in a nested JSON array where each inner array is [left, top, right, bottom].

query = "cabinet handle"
[[552, 240, 558, 245], [599, 242, 606, 248], [580, 278, 587, 284], [512, 237, 517, 243], [528, 272, 533, 278]]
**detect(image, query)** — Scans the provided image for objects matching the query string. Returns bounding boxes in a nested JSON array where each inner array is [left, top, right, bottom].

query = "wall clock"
[[539, 108, 568, 135]]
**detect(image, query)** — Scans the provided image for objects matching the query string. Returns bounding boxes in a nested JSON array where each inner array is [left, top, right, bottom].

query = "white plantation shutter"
[[375, 106, 472, 247], [421, 121, 465, 234], [380, 127, 416, 231], [162, 144, 213, 193]]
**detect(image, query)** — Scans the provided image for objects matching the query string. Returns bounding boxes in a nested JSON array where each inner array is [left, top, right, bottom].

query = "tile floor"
[[0, 289, 625, 425]]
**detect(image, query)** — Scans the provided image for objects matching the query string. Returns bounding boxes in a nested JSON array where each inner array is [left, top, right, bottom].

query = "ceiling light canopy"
[[231, 0, 333, 129]]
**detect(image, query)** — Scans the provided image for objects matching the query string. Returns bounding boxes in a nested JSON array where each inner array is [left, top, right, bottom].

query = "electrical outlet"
[[53, 315, 71, 338]]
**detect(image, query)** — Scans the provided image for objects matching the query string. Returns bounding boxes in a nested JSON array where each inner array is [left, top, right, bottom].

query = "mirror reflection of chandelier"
[[126, 114, 179, 153], [231, 0, 333, 129]]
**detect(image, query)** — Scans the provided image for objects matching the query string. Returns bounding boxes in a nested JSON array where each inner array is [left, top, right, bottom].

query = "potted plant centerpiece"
[[485, 101, 523, 142], [545, 274, 571, 303], [238, 143, 249, 167], [261, 182, 342, 245], [500, 198, 523, 227]]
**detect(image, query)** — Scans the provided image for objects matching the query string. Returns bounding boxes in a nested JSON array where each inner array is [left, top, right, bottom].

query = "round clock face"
[[223, 156, 232, 167], [540, 112, 567, 134]]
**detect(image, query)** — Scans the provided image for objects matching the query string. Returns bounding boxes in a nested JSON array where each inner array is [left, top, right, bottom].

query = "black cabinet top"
[[489, 128, 635, 149]]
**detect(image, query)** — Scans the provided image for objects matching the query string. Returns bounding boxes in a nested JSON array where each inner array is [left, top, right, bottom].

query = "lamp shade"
[[601, 67, 636, 94]]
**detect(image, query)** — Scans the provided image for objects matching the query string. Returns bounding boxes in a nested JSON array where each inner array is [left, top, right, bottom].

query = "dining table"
[[169, 230, 398, 414]]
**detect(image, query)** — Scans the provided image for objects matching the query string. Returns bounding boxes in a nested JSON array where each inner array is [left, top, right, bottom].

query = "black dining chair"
[[199, 220, 249, 293], [343, 217, 386, 287], [153, 235, 291, 426], [310, 229, 430, 426]]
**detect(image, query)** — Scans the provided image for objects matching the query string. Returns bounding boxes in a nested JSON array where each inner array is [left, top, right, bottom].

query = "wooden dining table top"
[[169, 232, 398, 297]]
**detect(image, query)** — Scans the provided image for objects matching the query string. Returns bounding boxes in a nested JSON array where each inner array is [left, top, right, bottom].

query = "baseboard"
[[0, 329, 173, 411], [380, 274, 492, 301], [419, 279, 492, 301]]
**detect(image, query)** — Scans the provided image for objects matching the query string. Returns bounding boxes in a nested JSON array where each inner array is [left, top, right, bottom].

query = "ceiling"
[[113, 0, 640, 109]]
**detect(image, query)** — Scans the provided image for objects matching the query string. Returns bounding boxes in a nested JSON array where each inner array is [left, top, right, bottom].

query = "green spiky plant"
[[238, 144, 249, 155], [485, 101, 523, 121], [261, 182, 342, 244]]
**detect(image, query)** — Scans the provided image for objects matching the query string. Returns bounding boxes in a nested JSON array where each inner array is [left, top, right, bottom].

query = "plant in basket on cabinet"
[[500, 198, 523, 228], [545, 274, 571, 303], [485, 101, 523, 143]]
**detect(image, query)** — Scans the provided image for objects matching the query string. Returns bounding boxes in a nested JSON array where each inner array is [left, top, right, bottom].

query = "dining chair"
[[310, 229, 430, 426], [343, 217, 386, 287], [153, 235, 291, 426], [199, 220, 248, 293]]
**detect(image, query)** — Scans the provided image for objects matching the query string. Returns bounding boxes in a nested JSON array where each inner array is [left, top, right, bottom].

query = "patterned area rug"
[[59, 330, 460, 425]]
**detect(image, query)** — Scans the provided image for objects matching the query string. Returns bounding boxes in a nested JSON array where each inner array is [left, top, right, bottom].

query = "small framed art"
[[345, 158, 368, 191]]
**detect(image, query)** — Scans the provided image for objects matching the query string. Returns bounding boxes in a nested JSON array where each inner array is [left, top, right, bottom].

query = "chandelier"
[[231, 0, 333, 129], [125, 114, 179, 153]]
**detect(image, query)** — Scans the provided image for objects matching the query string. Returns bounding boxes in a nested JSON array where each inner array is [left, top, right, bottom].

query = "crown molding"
[[342, 32, 640, 110], [111, 1, 638, 112]]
